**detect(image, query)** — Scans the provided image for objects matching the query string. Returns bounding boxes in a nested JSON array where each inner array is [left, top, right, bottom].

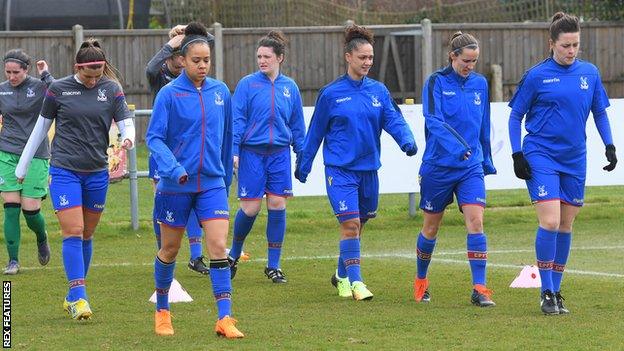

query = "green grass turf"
[[2, 146, 623, 350]]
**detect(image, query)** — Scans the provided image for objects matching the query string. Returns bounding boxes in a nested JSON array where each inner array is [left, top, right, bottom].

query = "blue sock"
[[467, 233, 488, 285], [186, 209, 203, 259], [336, 254, 347, 278], [552, 231, 572, 292], [62, 237, 86, 302], [416, 233, 436, 279], [154, 256, 175, 311], [82, 239, 93, 277], [230, 209, 256, 259], [153, 208, 161, 250], [535, 227, 557, 293], [340, 238, 362, 283], [266, 209, 286, 269], [210, 259, 232, 319]]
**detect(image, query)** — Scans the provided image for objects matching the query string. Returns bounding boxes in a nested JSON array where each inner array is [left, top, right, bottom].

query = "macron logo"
[[542, 78, 560, 84], [62, 91, 81, 96], [442, 91, 456, 96], [336, 97, 351, 103]]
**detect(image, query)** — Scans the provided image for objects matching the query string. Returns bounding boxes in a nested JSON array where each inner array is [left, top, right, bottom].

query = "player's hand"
[[167, 34, 185, 50], [36, 60, 48, 75], [121, 139, 133, 150], [512, 152, 532, 180], [168, 25, 186, 39], [294, 168, 306, 183], [294, 153, 306, 183], [233, 156, 239, 170], [603, 144, 617, 171], [178, 174, 188, 185], [402, 143, 418, 156]]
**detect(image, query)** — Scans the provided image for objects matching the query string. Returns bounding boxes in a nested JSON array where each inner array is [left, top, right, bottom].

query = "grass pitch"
[[2, 147, 623, 350]]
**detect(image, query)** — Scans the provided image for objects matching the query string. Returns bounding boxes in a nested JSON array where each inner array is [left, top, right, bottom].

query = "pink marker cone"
[[509, 265, 542, 288], [149, 278, 194, 303]]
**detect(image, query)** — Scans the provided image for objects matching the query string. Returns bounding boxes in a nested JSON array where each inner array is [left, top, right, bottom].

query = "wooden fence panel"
[[2, 22, 623, 140]]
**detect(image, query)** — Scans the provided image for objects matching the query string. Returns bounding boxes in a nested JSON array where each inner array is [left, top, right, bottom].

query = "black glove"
[[401, 143, 418, 156], [603, 144, 617, 171], [512, 152, 532, 180]]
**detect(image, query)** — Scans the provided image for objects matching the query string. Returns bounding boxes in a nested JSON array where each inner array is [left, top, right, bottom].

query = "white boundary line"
[[19, 246, 624, 278]]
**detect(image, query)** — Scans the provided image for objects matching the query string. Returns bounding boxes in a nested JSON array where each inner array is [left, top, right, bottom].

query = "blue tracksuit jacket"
[[509, 58, 611, 175], [299, 74, 416, 178], [232, 71, 305, 155], [421, 66, 496, 174], [146, 71, 233, 193]]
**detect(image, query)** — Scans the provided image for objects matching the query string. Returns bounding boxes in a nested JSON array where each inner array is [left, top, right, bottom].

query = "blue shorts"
[[148, 154, 160, 181], [324, 166, 379, 223], [418, 163, 486, 213], [237, 147, 292, 199], [49, 166, 109, 212], [155, 187, 229, 228], [526, 167, 585, 206]]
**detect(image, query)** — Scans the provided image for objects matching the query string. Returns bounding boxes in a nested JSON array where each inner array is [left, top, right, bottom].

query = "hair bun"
[[551, 12, 565, 22], [266, 30, 288, 45], [451, 31, 463, 40], [344, 24, 374, 45], [184, 22, 208, 37]]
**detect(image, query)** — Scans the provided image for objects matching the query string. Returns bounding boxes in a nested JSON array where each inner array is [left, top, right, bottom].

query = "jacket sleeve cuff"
[[171, 165, 187, 182], [232, 144, 240, 156], [483, 160, 497, 176]]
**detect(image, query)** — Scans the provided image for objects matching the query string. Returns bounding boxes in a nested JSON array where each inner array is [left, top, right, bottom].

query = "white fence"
[[292, 99, 624, 196], [126, 99, 623, 228]]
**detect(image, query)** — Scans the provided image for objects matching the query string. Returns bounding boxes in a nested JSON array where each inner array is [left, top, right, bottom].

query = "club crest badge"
[[474, 92, 481, 105], [97, 89, 107, 102], [165, 211, 175, 223], [26, 87, 35, 98], [59, 194, 69, 206], [371, 95, 381, 107], [338, 200, 348, 212], [580, 76, 588, 90], [214, 91, 224, 105], [424, 201, 433, 211]]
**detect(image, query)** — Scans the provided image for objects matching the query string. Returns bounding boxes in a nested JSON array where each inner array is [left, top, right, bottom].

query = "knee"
[[465, 215, 484, 233], [62, 225, 84, 237], [205, 234, 226, 249], [20, 198, 41, 211], [240, 201, 261, 216], [421, 224, 439, 239], [82, 227, 96, 239], [340, 220, 361, 238], [558, 220, 574, 233], [539, 218, 560, 232], [266, 196, 286, 210], [159, 242, 181, 261]]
